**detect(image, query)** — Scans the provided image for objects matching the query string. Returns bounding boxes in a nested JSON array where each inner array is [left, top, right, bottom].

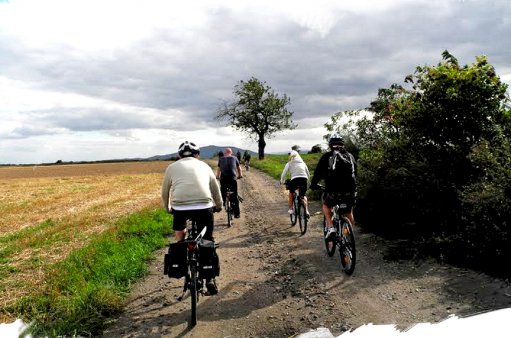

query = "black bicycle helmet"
[[291, 145, 301, 152], [178, 141, 200, 157], [328, 133, 344, 147]]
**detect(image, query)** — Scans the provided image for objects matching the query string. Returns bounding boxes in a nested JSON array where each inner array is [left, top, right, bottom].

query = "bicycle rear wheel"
[[289, 196, 298, 226], [190, 265, 198, 327], [297, 202, 307, 235], [226, 198, 233, 227], [339, 218, 356, 275], [324, 217, 336, 257]]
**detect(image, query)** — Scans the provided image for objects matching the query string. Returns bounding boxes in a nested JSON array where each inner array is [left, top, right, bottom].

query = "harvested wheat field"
[[0, 161, 171, 321]]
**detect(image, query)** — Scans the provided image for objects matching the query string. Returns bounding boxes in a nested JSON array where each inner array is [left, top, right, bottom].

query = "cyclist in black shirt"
[[310, 134, 357, 239], [216, 148, 243, 218]]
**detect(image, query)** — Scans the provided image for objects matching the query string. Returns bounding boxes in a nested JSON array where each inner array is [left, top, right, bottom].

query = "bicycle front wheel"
[[190, 265, 198, 326], [298, 202, 307, 235], [339, 218, 356, 275]]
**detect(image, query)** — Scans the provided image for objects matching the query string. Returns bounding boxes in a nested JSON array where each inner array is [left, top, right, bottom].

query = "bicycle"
[[225, 188, 234, 227], [320, 187, 356, 275], [164, 217, 219, 327], [286, 180, 308, 235]]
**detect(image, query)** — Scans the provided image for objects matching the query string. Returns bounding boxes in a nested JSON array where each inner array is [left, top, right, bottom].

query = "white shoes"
[[288, 209, 294, 215], [325, 227, 336, 239]]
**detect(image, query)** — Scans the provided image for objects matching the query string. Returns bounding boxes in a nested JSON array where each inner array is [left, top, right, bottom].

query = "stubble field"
[[0, 161, 171, 322]]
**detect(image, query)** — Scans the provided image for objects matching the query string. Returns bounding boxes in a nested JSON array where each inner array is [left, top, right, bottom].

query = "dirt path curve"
[[102, 167, 511, 337]]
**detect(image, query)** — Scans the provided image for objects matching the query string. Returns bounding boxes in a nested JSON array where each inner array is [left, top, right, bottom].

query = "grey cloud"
[[7, 106, 205, 139], [2, 1, 510, 138]]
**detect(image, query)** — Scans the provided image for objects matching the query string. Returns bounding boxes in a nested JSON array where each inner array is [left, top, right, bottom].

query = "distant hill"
[[146, 145, 255, 161]]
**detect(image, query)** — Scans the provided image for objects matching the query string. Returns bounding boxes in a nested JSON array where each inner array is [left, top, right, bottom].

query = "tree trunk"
[[258, 136, 266, 160]]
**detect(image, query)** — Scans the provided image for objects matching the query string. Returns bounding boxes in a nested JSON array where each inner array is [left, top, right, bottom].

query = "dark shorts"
[[288, 177, 308, 197], [171, 208, 214, 240], [323, 192, 356, 212]]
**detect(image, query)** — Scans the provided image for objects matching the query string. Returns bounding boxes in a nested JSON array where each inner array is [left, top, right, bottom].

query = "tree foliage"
[[310, 144, 323, 154], [339, 51, 511, 277], [216, 77, 296, 159]]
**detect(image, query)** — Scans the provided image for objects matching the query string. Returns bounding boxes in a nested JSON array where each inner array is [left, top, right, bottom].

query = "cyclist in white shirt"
[[280, 150, 310, 218]]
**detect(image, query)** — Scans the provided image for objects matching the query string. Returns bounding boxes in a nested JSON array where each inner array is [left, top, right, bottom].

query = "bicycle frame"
[[290, 188, 307, 235], [178, 222, 207, 327], [320, 187, 356, 275], [330, 204, 356, 275]]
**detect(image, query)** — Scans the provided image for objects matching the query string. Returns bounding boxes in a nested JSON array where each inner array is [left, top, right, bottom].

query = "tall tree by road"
[[216, 77, 296, 159]]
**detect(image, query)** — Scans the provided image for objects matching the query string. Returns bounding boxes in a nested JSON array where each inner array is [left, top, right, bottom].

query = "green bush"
[[337, 51, 511, 278]]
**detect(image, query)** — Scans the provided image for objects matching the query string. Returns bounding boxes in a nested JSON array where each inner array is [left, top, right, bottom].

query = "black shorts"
[[323, 192, 356, 212], [288, 177, 308, 197], [171, 208, 214, 240]]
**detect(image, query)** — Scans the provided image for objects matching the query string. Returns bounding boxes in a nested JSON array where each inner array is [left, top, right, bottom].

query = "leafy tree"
[[216, 77, 296, 159], [309, 144, 323, 153]]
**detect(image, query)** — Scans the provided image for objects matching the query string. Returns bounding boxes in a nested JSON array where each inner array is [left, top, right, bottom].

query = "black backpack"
[[327, 150, 356, 191]]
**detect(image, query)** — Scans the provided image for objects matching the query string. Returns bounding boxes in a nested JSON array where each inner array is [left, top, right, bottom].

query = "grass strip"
[[11, 208, 172, 337]]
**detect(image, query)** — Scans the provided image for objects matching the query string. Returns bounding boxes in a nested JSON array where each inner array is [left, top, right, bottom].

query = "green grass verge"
[[11, 208, 172, 337]]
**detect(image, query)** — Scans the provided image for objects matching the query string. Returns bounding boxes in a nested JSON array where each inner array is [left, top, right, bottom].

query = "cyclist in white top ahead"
[[280, 149, 310, 218]]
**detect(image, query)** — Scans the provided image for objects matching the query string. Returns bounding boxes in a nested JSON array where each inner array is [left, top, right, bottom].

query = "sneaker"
[[324, 227, 336, 239], [205, 278, 218, 296], [288, 209, 294, 215]]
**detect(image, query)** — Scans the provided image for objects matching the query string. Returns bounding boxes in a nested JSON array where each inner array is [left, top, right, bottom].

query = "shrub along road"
[[102, 166, 510, 337]]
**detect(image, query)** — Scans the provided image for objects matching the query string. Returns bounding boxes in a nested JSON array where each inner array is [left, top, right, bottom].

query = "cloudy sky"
[[1, 0, 510, 164]]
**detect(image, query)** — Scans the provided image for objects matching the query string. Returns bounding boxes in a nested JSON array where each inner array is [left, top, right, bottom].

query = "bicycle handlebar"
[[311, 183, 325, 191]]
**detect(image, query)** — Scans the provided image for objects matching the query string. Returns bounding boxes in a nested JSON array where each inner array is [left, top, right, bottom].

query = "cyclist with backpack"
[[161, 141, 223, 295], [242, 150, 251, 169], [280, 150, 310, 218], [310, 134, 357, 239]]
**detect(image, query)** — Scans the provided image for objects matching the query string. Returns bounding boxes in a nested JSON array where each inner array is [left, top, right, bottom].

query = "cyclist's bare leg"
[[322, 203, 334, 228], [302, 195, 309, 215], [288, 192, 293, 209], [343, 208, 355, 226], [175, 230, 185, 242]]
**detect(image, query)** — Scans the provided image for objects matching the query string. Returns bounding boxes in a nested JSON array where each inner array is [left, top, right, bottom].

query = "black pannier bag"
[[198, 240, 220, 279], [164, 242, 187, 279]]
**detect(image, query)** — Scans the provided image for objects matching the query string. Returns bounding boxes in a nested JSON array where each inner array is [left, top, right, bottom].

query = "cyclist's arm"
[[215, 166, 221, 179], [305, 164, 310, 180], [236, 163, 243, 178], [161, 168, 172, 213], [310, 154, 328, 188], [280, 162, 290, 184], [209, 170, 223, 208]]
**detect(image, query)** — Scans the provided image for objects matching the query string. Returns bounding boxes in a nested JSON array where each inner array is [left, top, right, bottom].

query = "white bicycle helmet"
[[178, 141, 200, 157]]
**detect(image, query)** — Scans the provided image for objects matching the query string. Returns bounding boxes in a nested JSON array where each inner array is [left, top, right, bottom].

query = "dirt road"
[[102, 167, 511, 337]]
